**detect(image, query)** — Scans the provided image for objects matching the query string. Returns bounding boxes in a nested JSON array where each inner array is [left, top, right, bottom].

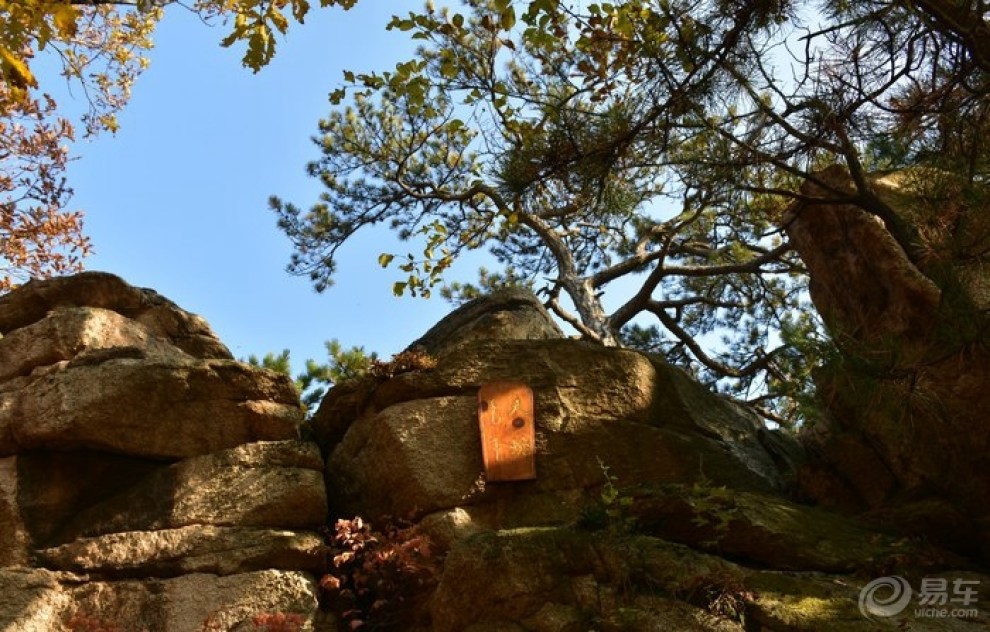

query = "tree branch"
[[912, 0, 990, 74]]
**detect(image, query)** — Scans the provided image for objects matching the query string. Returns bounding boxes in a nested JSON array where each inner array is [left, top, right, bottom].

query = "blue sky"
[[64, 3, 472, 366]]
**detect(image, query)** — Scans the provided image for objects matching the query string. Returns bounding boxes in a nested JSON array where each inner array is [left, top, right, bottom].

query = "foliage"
[[440, 265, 534, 304], [320, 516, 440, 630], [1, 0, 160, 290], [579, 457, 636, 533], [274, 0, 990, 427], [246, 339, 376, 413], [0, 82, 90, 292], [0, 0, 356, 291], [246, 343, 439, 415], [686, 478, 738, 549]]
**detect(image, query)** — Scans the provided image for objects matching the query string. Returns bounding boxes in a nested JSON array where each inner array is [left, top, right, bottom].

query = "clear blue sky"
[[65, 3, 472, 365]]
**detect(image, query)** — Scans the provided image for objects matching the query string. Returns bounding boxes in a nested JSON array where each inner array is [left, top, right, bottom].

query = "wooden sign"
[[477, 382, 536, 481]]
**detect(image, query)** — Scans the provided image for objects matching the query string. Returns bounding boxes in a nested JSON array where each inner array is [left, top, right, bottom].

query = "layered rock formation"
[[314, 333, 798, 544], [312, 290, 988, 630], [0, 273, 328, 631], [1, 273, 987, 631]]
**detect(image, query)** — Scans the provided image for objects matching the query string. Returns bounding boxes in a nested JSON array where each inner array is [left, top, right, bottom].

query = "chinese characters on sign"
[[477, 382, 536, 481]]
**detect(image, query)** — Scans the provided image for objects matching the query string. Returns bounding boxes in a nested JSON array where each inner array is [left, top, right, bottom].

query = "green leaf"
[[378, 253, 395, 268], [439, 59, 458, 79], [388, 17, 416, 31], [500, 7, 516, 31], [392, 281, 407, 296]]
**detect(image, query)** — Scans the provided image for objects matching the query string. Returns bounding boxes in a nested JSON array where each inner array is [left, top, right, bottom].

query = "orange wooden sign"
[[477, 382, 536, 481]]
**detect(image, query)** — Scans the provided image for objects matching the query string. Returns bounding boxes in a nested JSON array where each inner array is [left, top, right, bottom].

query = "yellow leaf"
[[268, 6, 289, 34], [0, 47, 37, 90], [51, 3, 79, 38]]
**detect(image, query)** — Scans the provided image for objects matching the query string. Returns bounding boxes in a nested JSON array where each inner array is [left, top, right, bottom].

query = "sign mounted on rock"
[[477, 382, 536, 481]]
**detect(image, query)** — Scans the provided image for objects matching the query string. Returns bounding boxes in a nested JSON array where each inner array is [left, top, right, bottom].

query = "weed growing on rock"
[[320, 516, 441, 630], [675, 568, 756, 623], [369, 348, 438, 380], [686, 474, 739, 549], [578, 457, 636, 533], [460, 471, 488, 502]]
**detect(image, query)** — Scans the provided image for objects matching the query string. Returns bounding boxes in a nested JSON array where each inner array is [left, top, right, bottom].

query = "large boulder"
[[319, 311, 801, 543], [0, 358, 303, 459], [35, 526, 325, 578], [0, 306, 188, 383], [0, 568, 324, 632], [432, 527, 990, 632], [405, 288, 564, 354], [0, 271, 231, 359], [313, 284, 988, 631], [0, 273, 331, 631], [0, 273, 303, 460], [311, 288, 564, 451], [47, 441, 327, 545], [782, 167, 942, 362]]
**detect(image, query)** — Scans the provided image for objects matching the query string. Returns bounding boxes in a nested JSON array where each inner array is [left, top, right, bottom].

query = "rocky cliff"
[[0, 273, 328, 631], [0, 272, 986, 631]]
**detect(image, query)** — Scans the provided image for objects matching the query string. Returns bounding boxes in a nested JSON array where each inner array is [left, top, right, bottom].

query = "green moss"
[[744, 571, 872, 630]]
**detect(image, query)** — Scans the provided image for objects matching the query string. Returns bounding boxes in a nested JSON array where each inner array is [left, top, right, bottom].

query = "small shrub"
[[369, 348, 437, 380], [320, 516, 441, 630], [676, 569, 756, 622], [686, 475, 739, 548], [578, 457, 635, 533]]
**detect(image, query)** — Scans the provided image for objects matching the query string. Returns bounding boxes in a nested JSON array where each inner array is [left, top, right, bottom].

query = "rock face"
[[315, 290, 799, 543], [0, 273, 328, 631], [405, 288, 564, 354], [432, 527, 986, 632], [314, 288, 988, 630], [321, 340, 797, 539], [784, 168, 990, 560], [3, 273, 987, 631], [0, 568, 321, 632]]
